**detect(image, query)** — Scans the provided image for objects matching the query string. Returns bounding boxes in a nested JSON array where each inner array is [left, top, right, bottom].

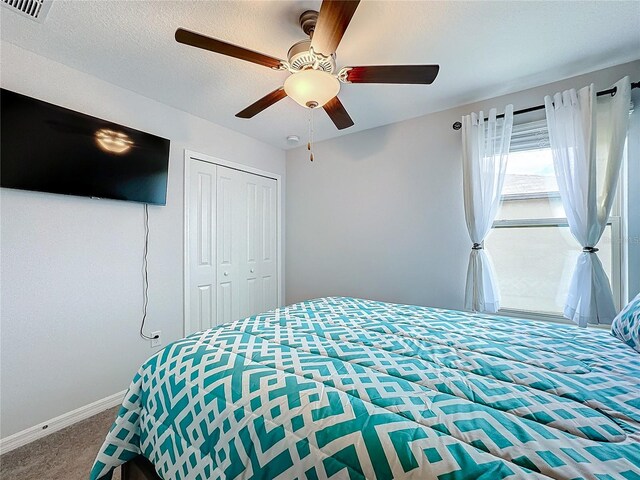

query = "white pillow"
[[611, 291, 640, 353]]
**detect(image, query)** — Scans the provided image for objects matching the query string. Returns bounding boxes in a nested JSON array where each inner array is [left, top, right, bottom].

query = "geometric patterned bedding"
[[90, 297, 640, 480]]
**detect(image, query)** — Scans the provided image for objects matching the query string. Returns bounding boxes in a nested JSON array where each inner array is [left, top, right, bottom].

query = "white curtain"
[[462, 106, 514, 313], [545, 76, 631, 327]]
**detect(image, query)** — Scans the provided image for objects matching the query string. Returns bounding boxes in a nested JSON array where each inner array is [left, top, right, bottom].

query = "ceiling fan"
[[175, 0, 439, 131]]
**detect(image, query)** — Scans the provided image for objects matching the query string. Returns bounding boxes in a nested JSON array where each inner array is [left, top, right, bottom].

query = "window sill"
[[497, 308, 611, 330]]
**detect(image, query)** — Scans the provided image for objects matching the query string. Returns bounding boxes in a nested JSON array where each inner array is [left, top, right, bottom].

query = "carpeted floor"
[[0, 406, 121, 480]]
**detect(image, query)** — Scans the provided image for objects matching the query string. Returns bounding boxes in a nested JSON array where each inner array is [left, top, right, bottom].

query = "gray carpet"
[[0, 406, 121, 480]]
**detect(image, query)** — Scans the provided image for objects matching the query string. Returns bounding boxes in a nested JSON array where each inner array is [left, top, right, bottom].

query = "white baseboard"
[[0, 390, 126, 456]]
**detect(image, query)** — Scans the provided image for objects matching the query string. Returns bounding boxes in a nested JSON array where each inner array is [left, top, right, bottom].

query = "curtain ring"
[[472, 243, 483, 250], [582, 246, 599, 253]]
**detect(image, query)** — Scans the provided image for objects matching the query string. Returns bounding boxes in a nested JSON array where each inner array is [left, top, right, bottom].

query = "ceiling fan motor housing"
[[287, 40, 335, 73]]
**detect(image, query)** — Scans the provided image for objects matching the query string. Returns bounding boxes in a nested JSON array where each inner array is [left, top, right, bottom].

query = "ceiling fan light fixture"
[[284, 69, 340, 109], [176, 1, 440, 131]]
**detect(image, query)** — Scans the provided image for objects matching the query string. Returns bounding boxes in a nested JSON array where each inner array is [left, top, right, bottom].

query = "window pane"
[[498, 148, 564, 220], [486, 225, 613, 315], [498, 195, 565, 221]]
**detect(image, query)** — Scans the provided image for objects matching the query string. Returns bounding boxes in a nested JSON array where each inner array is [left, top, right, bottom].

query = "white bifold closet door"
[[188, 161, 277, 332]]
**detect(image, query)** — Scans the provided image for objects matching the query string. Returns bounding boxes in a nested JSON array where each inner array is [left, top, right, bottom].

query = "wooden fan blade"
[[310, 0, 360, 57], [236, 88, 287, 119], [345, 65, 440, 84], [323, 96, 354, 130], [175, 28, 284, 69]]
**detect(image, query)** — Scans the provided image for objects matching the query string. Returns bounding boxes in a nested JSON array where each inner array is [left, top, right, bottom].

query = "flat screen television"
[[1, 89, 170, 205]]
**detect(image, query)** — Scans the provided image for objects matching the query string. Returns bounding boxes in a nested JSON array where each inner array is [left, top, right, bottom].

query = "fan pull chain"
[[307, 107, 314, 162]]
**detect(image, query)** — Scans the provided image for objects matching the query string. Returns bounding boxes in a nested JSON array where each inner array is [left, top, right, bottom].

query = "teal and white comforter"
[[91, 297, 640, 479]]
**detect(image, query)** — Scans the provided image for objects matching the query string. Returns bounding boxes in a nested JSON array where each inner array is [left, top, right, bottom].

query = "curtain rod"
[[451, 81, 640, 131]]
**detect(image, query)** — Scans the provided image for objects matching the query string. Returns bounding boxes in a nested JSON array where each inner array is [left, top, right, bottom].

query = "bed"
[[91, 297, 640, 480]]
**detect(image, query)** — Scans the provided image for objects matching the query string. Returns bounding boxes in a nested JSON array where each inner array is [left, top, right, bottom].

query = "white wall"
[[286, 61, 640, 309], [0, 42, 286, 438]]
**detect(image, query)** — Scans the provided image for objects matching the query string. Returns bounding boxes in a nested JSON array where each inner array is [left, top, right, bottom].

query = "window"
[[485, 120, 624, 318]]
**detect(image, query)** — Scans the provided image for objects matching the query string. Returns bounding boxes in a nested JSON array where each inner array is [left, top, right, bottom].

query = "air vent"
[[2, 0, 52, 22]]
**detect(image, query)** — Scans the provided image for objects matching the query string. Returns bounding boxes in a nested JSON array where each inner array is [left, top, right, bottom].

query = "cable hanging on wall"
[[139, 203, 158, 341]]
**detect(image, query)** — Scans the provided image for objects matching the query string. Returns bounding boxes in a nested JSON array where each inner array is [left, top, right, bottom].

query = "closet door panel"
[[218, 281, 233, 325], [197, 285, 213, 330], [260, 178, 278, 311], [240, 175, 260, 318], [188, 160, 216, 333], [216, 166, 240, 325]]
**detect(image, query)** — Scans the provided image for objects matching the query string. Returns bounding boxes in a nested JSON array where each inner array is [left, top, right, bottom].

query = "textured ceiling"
[[1, 1, 639, 150]]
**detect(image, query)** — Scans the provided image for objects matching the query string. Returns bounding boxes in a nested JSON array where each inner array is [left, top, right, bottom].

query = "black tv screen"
[[1, 89, 170, 205]]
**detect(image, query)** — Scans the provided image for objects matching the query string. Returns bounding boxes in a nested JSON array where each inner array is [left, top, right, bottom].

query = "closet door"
[[216, 166, 242, 325], [238, 172, 278, 318], [258, 175, 278, 312], [239, 172, 259, 319], [187, 160, 278, 332], [187, 160, 217, 332]]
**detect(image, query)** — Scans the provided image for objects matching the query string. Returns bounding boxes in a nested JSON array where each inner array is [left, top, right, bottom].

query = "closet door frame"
[[183, 149, 283, 336]]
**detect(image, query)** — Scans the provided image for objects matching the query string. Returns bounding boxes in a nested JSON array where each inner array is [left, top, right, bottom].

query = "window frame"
[[489, 122, 626, 322]]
